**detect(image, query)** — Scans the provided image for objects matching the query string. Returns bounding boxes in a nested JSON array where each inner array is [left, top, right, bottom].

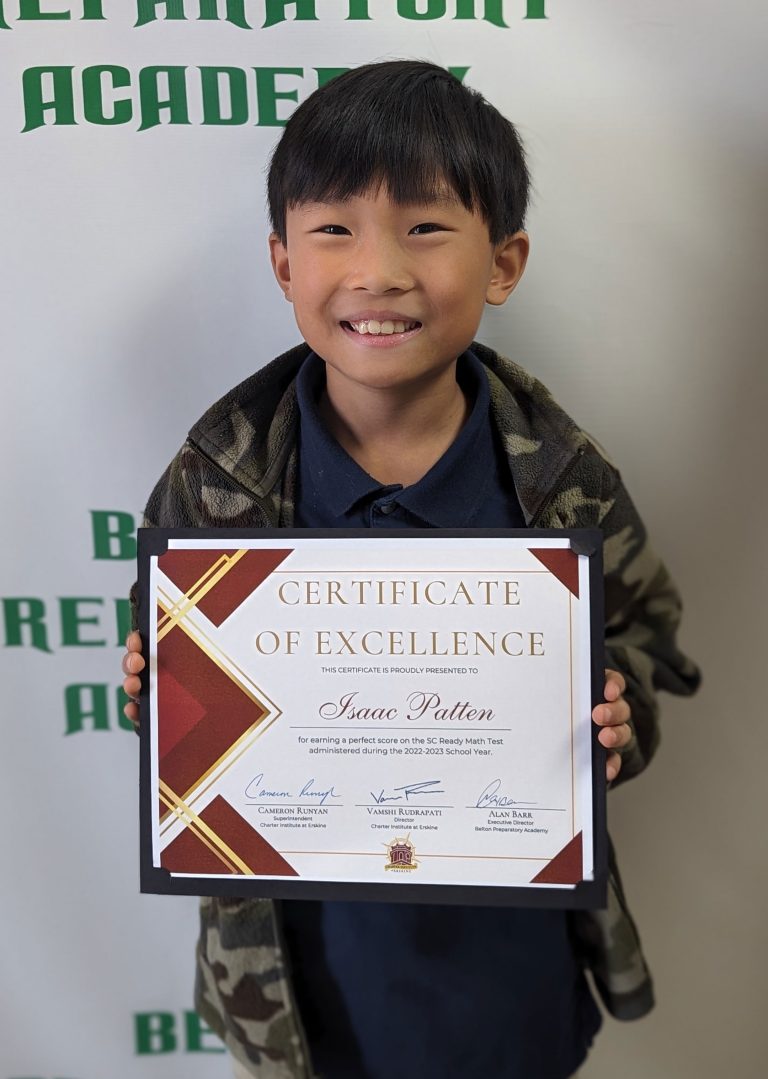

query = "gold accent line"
[[157, 585, 282, 711], [156, 591, 273, 712], [177, 714, 279, 812], [399, 853, 555, 861], [155, 589, 282, 819], [157, 549, 248, 641], [159, 714, 281, 836], [279, 851, 382, 856], [157, 555, 229, 631], [569, 590, 575, 837], [278, 852, 555, 861], [159, 781, 255, 875], [268, 569, 550, 574], [159, 788, 239, 874]]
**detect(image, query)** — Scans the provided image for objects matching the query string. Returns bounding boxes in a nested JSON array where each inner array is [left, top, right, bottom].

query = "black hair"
[[267, 60, 530, 245]]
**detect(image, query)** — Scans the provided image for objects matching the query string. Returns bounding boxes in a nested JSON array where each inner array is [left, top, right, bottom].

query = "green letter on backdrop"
[[91, 511, 137, 560], [82, 66, 133, 125], [262, 0, 317, 29], [184, 1012, 226, 1052], [2, 598, 52, 652], [19, 0, 70, 19], [65, 684, 111, 733], [201, 66, 249, 124], [22, 67, 76, 132], [60, 598, 106, 647], [139, 66, 190, 130], [198, 0, 250, 26], [454, 0, 506, 28], [254, 68, 302, 126], [345, 0, 370, 19], [397, 0, 446, 20], [135, 1013, 178, 1054], [115, 598, 132, 646], [135, 0, 186, 26]]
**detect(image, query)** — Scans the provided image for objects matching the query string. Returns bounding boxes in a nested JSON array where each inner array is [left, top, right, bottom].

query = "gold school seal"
[[384, 835, 419, 872]]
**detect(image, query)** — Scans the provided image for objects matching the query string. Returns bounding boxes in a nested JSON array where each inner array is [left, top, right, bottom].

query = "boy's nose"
[[346, 237, 414, 294]]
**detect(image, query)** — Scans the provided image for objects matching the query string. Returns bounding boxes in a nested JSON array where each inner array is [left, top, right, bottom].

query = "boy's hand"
[[592, 669, 632, 783], [122, 630, 144, 729]]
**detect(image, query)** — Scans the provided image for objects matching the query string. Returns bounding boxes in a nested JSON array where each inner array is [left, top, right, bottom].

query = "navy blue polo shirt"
[[293, 350, 525, 531], [281, 351, 601, 1079]]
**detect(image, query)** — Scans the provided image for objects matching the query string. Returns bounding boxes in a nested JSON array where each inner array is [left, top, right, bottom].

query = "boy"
[[123, 61, 700, 1079]]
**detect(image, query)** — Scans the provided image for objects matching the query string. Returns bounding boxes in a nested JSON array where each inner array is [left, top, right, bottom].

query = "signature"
[[370, 779, 445, 804], [245, 773, 340, 806], [474, 778, 538, 809]]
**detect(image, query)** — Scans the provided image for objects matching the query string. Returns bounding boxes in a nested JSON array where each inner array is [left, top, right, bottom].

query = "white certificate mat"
[[138, 529, 607, 909]]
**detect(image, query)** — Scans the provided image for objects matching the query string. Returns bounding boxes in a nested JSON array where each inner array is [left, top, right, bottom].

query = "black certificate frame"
[[138, 528, 607, 910]]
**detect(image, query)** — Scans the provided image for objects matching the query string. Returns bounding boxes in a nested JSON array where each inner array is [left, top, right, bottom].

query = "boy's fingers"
[[122, 631, 145, 705], [592, 698, 630, 727], [124, 674, 142, 699], [598, 723, 632, 750], [123, 699, 139, 728], [122, 651, 145, 676], [606, 751, 622, 783], [604, 669, 626, 700]]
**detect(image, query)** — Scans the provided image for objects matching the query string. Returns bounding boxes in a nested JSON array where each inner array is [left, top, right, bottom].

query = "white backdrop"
[[2, 2, 766, 1076]]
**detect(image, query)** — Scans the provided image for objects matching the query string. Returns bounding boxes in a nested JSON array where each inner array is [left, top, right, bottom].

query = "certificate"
[[138, 529, 606, 909]]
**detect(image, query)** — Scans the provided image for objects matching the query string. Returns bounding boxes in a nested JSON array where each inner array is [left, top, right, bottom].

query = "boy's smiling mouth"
[[344, 318, 421, 335], [340, 312, 422, 342]]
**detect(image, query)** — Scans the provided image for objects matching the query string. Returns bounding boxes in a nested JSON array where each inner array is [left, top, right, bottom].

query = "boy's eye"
[[409, 222, 444, 235], [316, 224, 350, 235]]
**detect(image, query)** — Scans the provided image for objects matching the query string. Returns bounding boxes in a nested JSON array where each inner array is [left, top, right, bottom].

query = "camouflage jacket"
[[141, 341, 701, 1077]]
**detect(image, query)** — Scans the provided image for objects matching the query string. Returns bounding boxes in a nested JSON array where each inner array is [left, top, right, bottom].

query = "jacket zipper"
[[188, 438, 276, 526], [270, 902, 318, 1079], [529, 446, 585, 527]]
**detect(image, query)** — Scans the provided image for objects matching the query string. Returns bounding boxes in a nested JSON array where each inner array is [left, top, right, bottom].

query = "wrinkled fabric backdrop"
[[1, 2, 766, 1076]]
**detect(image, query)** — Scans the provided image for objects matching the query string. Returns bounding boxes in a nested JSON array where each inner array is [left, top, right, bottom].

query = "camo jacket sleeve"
[[540, 441, 701, 786], [129, 445, 233, 631], [536, 440, 700, 1018], [129, 442, 282, 629], [130, 445, 314, 1076], [599, 471, 700, 784], [142, 442, 264, 529]]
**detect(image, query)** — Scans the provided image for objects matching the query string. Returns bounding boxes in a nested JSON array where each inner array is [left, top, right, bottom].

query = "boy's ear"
[[485, 231, 530, 306], [269, 232, 293, 302]]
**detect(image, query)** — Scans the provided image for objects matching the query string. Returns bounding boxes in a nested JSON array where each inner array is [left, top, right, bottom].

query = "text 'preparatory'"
[[3, 1, 554, 131]]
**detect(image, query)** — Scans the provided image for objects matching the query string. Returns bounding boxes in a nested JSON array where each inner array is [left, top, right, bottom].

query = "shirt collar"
[[295, 354, 383, 518], [295, 350, 495, 526]]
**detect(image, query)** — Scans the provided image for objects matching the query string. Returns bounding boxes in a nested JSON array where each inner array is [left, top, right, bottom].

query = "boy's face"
[[270, 186, 528, 398]]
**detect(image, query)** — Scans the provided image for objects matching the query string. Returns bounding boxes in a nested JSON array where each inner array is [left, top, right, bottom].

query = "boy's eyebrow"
[[413, 193, 463, 208], [294, 192, 463, 213]]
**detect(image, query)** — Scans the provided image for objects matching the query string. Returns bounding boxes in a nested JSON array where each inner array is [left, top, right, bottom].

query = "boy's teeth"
[[349, 319, 416, 335]]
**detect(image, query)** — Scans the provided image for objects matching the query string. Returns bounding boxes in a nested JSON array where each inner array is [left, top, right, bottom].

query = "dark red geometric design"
[[161, 795, 298, 877], [529, 547, 580, 598], [158, 621, 268, 813], [157, 667, 206, 759], [158, 548, 293, 626], [155, 625, 269, 824], [530, 831, 583, 884]]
